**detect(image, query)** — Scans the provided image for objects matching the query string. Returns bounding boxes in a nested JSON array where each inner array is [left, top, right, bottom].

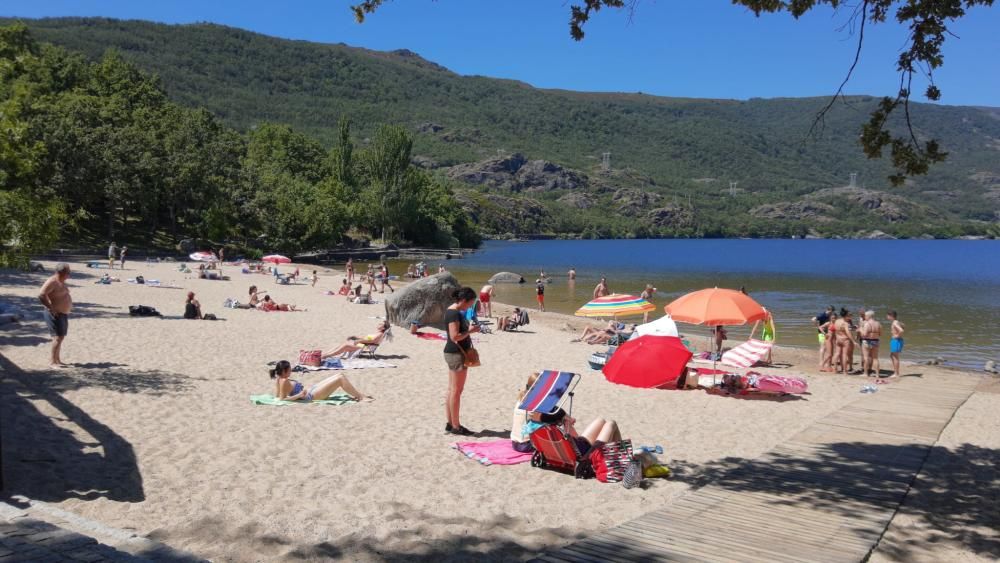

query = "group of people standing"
[[813, 306, 906, 377], [107, 242, 128, 269]]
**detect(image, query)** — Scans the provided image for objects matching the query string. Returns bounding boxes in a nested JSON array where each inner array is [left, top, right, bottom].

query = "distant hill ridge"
[[9, 16, 1000, 238]]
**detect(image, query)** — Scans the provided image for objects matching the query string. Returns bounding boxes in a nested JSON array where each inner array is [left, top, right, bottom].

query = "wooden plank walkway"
[[535, 375, 981, 563]]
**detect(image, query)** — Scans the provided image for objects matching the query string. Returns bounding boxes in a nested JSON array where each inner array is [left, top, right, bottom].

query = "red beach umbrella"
[[261, 254, 291, 264], [602, 335, 693, 389]]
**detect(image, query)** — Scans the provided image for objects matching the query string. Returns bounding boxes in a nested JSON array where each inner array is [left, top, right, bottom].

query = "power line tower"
[[729, 181, 738, 197], [849, 172, 858, 188], [601, 152, 611, 173], [496, 149, 505, 159]]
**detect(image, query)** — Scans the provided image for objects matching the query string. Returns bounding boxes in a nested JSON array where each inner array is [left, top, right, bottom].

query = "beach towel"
[[250, 393, 354, 406], [415, 331, 447, 341], [452, 440, 534, 466], [722, 339, 773, 368], [293, 358, 396, 371]]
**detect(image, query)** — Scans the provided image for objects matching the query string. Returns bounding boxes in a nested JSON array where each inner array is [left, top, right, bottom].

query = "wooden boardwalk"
[[535, 375, 980, 563]]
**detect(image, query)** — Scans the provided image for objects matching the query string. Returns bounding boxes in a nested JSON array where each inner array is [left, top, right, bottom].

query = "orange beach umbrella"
[[664, 287, 766, 326]]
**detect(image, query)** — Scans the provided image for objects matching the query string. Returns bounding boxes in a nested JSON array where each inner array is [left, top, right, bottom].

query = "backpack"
[[128, 305, 161, 317]]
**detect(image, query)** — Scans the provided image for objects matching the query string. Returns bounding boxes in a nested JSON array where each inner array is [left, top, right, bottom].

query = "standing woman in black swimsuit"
[[443, 287, 480, 435]]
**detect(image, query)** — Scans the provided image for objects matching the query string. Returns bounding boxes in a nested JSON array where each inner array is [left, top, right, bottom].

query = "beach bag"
[[622, 457, 643, 489], [460, 345, 481, 368], [590, 439, 633, 483], [203, 313, 218, 321], [298, 349, 322, 367], [128, 305, 161, 317], [135, 275, 145, 284]]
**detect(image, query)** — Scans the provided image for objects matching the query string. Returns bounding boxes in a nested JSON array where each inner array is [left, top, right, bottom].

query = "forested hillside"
[[5, 17, 1000, 241]]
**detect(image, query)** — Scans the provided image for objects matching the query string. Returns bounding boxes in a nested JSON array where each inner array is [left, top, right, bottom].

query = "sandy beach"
[[1, 259, 996, 562]]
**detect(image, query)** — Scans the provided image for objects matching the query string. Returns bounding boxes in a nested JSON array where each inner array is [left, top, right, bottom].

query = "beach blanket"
[[293, 358, 396, 371], [452, 440, 534, 466], [250, 392, 354, 406], [415, 331, 447, 341]]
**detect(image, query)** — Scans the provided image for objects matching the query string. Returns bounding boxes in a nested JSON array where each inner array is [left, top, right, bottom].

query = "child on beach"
[[270, 360, 371, 402], [311, 270, 318, 287], [338, 279, 351, 296], [888, 310, 905, 377]]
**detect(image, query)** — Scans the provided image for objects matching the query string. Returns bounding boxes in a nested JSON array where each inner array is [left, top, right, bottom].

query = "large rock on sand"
[[385, 273, 461, 330], [489, 271, 525, 284]]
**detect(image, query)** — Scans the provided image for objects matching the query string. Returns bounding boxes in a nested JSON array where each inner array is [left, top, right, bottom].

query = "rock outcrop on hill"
[[613, 189, 661, 216], [750, 201, 837, 222], [557, 193, 595, 209], [806, 187, 913, 222], [446, 153, 586, 192]]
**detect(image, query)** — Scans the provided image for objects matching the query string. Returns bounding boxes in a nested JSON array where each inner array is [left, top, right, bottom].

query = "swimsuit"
[[289, 380, 304, 397], [479, 292, 491, 303], [891, 337, 904, 353], [862, 338, 880, 347]]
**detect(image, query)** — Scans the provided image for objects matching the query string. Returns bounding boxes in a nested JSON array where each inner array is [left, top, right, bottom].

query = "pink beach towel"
[[750, 372, 808, 394], [452, 440, 533, 466]]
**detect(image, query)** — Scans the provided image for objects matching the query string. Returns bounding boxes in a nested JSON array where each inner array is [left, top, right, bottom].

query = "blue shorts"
[[44, 311, 68, 337], [890, 338, 904, 354]]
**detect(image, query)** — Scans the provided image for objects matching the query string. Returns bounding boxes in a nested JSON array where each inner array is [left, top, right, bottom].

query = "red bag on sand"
[[589, 439, 634, 483], [298, 350, 322, 367]]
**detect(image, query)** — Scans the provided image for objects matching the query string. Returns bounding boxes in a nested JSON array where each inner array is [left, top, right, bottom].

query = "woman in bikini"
[[259, 295, 301, 312], [834, 310, 856, 375], [270, 360, 371, 402], [859, 310, 882, 377], [820, 313, 837, 372], [321, 320, 391, 359]]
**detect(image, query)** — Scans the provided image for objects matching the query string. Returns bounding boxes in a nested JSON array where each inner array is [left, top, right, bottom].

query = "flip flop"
[[639, 445, 664, 455]]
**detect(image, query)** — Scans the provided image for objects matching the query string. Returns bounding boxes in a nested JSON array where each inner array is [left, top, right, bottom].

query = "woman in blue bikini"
[[269, 360, 371, 402]]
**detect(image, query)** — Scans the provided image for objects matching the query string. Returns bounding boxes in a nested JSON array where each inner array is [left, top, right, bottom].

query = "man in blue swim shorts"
[[887, 310, 905, 378]]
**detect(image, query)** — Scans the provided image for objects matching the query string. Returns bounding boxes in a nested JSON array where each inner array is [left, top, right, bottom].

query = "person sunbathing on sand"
[[337, 279, 352, 295], [259, 295, 302, 312], [321, 320, 391, 359], [572, 321, 619, 344], [270, 360, 371, 402]]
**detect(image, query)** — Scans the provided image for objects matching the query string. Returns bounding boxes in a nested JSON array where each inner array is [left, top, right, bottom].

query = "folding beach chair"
[[517, 371, 593, 478], [721, 338, 774, 368]]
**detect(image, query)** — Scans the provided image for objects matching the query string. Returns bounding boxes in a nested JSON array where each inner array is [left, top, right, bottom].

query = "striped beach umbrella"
[[189, 251, 217, 262], [575, 294, 655, 318], [261, 254, 291, 264]]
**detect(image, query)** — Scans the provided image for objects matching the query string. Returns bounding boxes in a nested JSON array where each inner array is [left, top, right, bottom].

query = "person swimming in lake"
[[270, 360, 371, 402]]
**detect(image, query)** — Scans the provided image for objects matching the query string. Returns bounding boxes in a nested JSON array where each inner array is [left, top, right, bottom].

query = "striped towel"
[[722, 339, 773, 368]]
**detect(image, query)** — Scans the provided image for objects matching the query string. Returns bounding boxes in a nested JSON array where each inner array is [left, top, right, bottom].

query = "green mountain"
[[10, 16, 1000, 238]]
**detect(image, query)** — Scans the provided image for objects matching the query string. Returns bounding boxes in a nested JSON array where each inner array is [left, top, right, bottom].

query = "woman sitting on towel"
[[321, 320, 391, 359], [184, 292, 203, 319], [259, 295, 301, 312], [270, 360, 371, 402], [572, 321, 619, 344]]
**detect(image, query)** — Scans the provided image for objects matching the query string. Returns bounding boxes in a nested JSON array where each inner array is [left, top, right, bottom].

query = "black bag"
[[203, 313, 218, 321], [135, 275, 145, 284], [128, 305, 161, 317]]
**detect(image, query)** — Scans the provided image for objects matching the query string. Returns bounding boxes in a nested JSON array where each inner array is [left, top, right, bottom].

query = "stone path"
[[0, 499, 203, 562], [535, 373, 981, 562]]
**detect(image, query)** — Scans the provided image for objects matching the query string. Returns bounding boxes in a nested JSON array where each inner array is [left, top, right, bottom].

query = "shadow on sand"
[[0, 354, 199, 503]]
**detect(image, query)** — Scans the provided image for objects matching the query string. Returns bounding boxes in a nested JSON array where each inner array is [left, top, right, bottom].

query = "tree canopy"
[[0, 23, 480, 266]]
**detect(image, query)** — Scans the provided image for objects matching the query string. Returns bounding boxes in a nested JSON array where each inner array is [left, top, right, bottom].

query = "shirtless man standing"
[[859, 310, 882, 377], [593, 277, 610, 299], [38, 263, 73, 367], [888, 310, 905, 378]]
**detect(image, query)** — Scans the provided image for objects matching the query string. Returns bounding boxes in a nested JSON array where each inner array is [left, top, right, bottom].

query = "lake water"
[[389, 240, 1000, 370]]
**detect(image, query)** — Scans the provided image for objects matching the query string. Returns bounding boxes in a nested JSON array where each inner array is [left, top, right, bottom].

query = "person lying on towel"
[[270, 360, 371, 402]]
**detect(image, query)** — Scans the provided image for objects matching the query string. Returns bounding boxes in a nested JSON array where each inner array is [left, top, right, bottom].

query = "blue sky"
[[4, 0, 998, 106]]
